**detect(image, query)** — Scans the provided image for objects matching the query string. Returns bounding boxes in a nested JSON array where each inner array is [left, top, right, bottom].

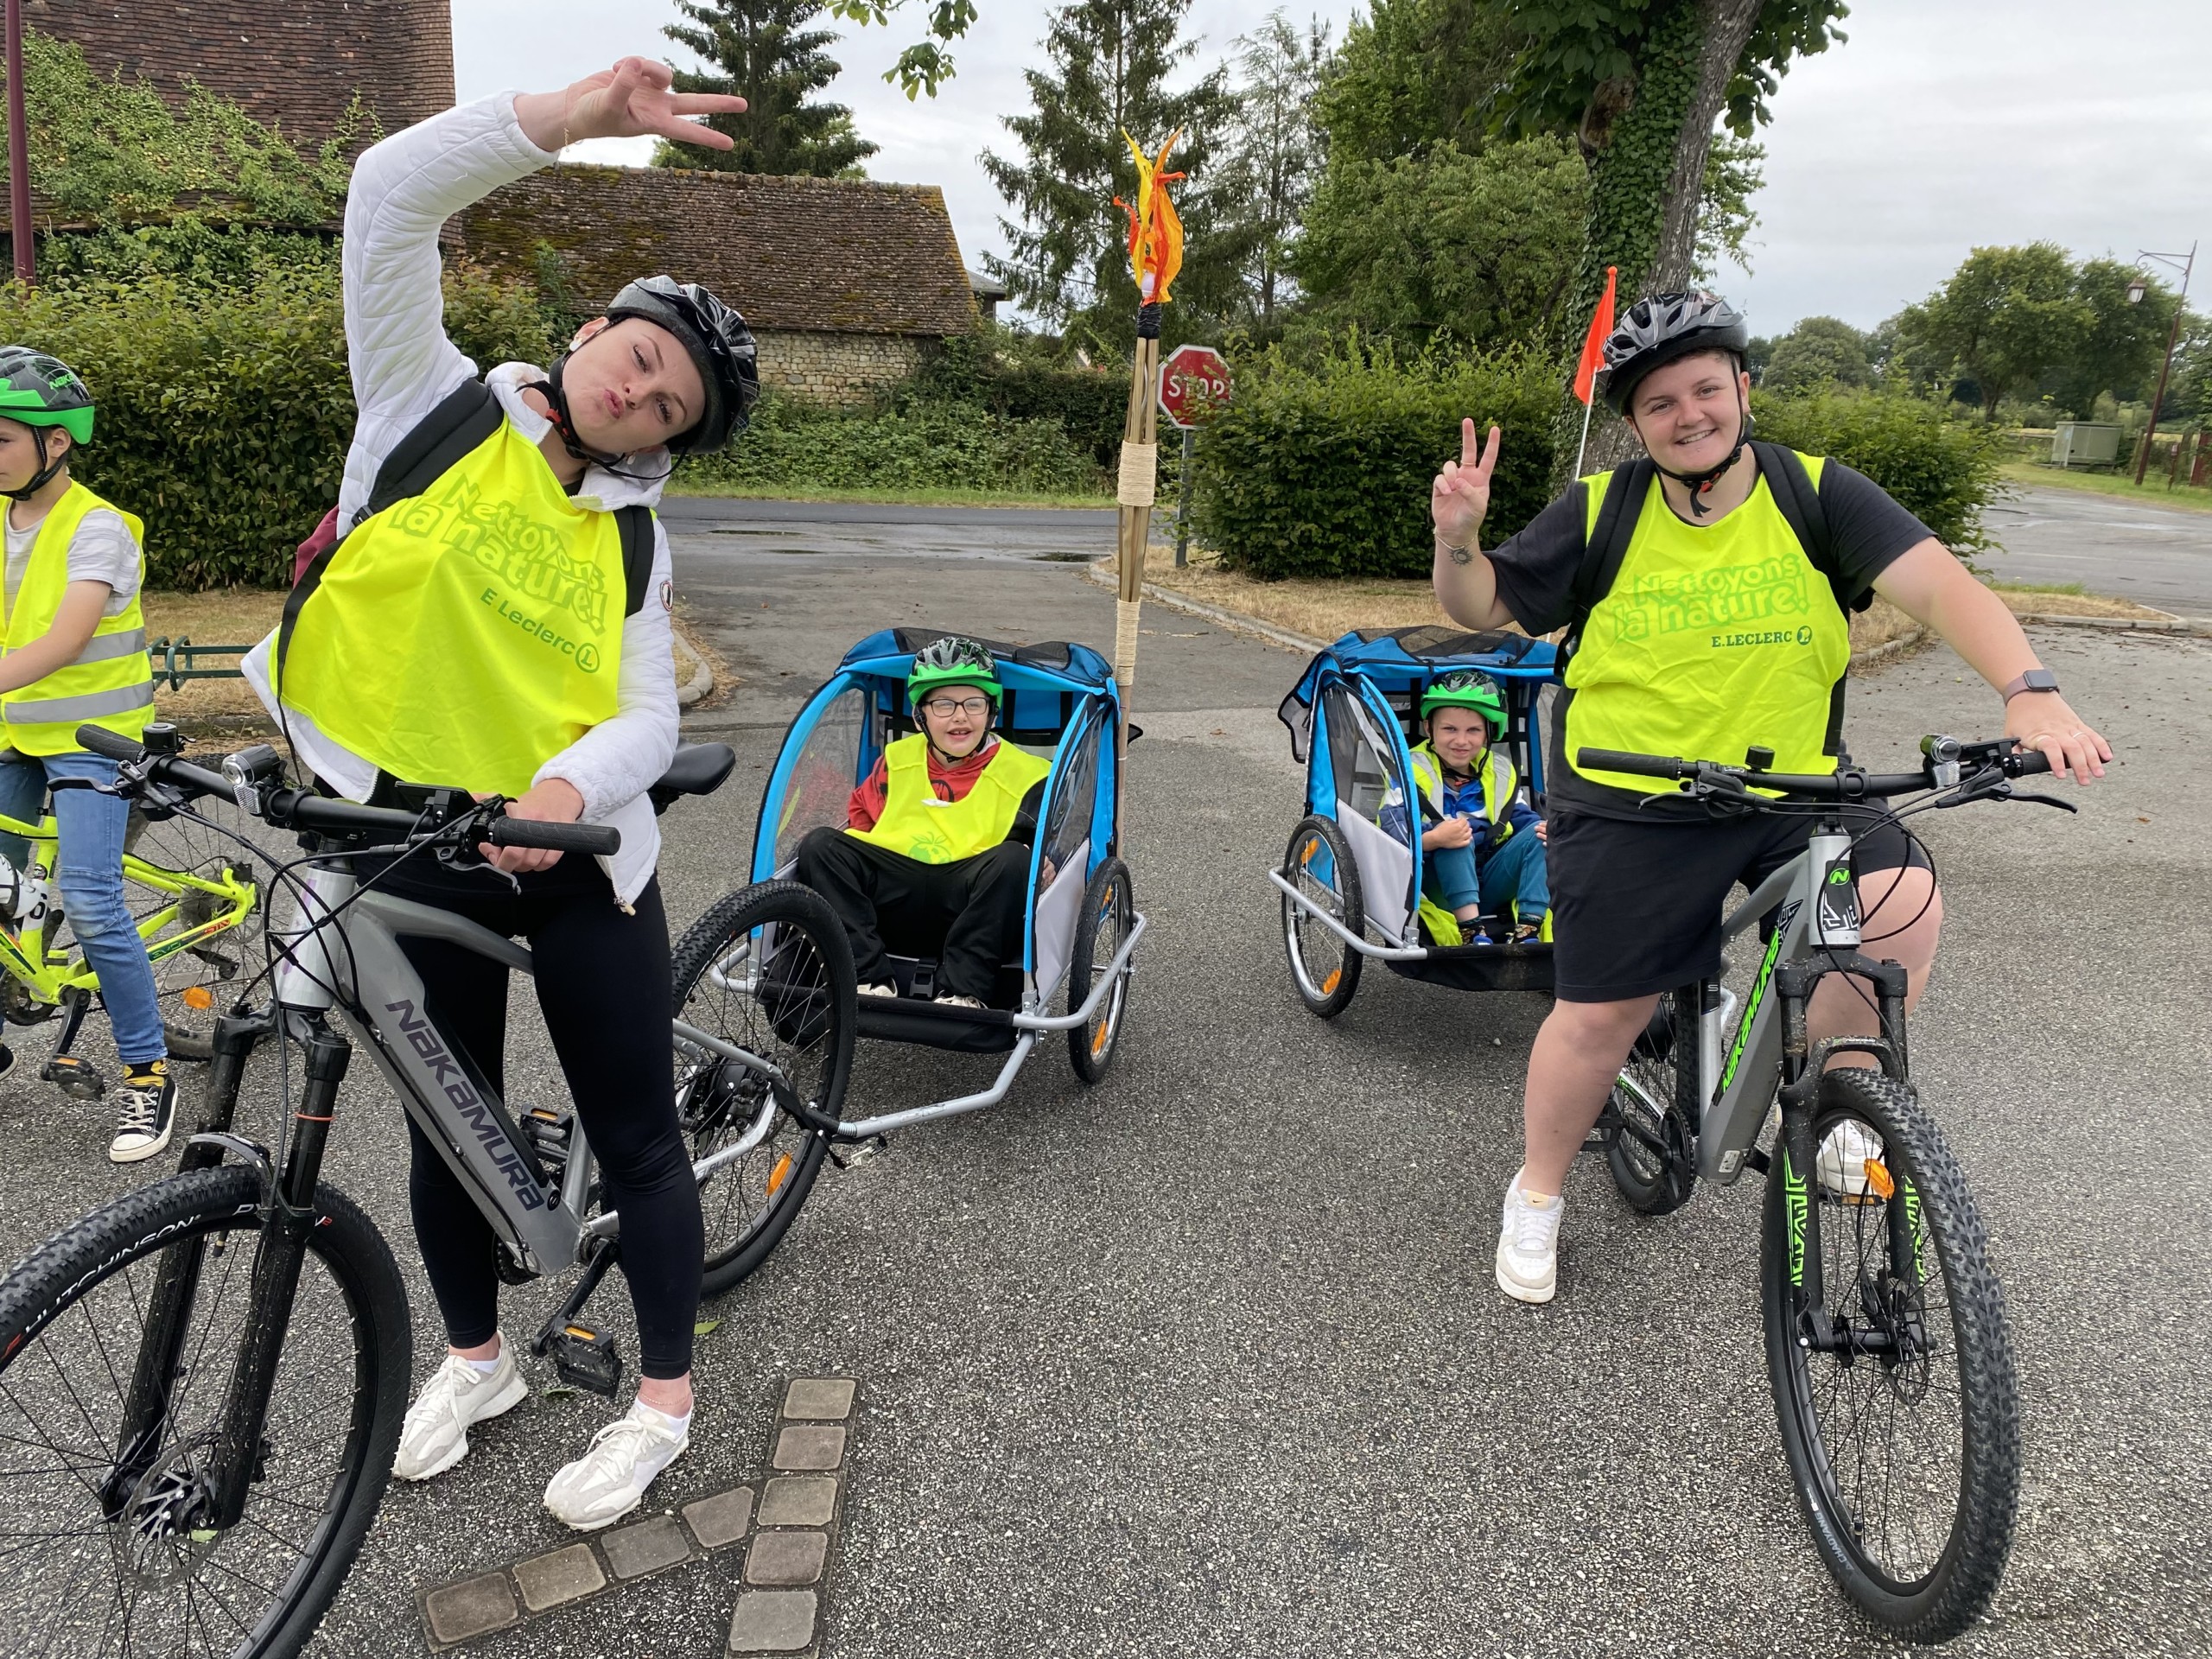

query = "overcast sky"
[[451, 0, 2212, 336]]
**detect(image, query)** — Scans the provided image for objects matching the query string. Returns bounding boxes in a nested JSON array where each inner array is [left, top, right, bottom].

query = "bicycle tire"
[[1281, 815, 1363, 1018], [1066, 856, 1135, 1083], [122, 804, 265, 1062], [1604, 988, 1699, 1216], [672, 880, 856, 1299], [1760, 1067, 2019, 1643], [0, 1164, 410, 1658]]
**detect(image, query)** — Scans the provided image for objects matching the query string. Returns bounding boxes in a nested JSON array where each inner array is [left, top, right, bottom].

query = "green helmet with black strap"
[[1421, 668, 1507, 736], [907, 635, 1003, 709], [0, 347, 94, 502]]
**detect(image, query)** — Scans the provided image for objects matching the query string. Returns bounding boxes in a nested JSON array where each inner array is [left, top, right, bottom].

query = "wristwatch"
[[1999, 668, 2061, 702]]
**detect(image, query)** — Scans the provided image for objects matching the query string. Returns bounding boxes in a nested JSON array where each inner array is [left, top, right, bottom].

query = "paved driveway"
[[0, 537, 2205, 1658], [1984, 486, 2212, 614]]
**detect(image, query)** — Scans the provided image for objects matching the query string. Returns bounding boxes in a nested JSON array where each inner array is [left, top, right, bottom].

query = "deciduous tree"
[[1893, 244, 2093, 419]]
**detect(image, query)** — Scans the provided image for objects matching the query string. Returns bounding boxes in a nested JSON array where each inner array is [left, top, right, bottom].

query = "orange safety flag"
[[1113, 130, 1185, 305], [1572, 266, 1619, 405]]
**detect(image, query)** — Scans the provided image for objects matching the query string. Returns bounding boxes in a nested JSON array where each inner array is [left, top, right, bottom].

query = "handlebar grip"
[[485, 817, 621, 855], [76, 724, 144, 762], [1575, 747, 1689, 780], [2008, 747, 2054, 778]]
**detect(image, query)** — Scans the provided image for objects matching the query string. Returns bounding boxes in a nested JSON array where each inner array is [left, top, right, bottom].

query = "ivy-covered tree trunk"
[[1554, 0, 1765, 480]]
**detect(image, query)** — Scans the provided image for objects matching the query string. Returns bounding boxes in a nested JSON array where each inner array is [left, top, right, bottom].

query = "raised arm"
[[1430, 419, 1516, 632]]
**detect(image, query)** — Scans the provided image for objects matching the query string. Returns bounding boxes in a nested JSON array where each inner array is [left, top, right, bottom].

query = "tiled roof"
[[449, 163, 981, 339]]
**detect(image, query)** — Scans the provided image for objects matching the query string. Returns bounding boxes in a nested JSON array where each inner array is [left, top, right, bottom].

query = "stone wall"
[[756, 329, 923, 409]]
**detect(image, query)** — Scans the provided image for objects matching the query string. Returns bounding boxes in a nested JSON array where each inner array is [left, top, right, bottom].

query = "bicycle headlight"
[[222, 744, 284, 811]]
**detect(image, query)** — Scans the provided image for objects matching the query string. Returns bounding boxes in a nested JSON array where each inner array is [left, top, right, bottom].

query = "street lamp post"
[[2130, 242, 2196, 486]]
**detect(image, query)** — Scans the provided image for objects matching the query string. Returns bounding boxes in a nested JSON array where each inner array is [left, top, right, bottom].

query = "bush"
[[1190, 340, 1559, 580], [677, 391, 1106, 498], [1752, 390, 2005, 554], [0, 258, 561, 588], [908, 328, 1128, 467]]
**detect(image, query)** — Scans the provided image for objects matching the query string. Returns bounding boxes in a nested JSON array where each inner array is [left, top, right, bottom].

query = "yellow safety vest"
[[1408, 741, 1520, 947], [1, 481, 156, 756], [1566, 454, 1851, 798], [847, 734, 1052, 865], [275, 417, 628, 798]]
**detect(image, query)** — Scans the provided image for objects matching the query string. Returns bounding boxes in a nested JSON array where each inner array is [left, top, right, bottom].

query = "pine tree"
[[980, 0, 1226, 348], [658, 0, 877, 178]]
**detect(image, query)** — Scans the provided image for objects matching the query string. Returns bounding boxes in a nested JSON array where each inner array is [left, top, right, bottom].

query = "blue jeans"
[[0, 752, 167, 1064], [1424, 826, 1551, 919]]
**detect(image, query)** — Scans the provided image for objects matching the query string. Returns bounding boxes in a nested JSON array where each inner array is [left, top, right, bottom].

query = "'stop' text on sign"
[[1159, 344, 1232, 429]]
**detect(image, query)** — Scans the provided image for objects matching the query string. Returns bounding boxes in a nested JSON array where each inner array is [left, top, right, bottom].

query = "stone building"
[[449, 164, 980, 408], [30, 1, 982, 402]]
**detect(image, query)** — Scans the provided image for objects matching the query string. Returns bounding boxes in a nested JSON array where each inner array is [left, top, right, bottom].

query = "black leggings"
[[377, 856, 702, 1380]]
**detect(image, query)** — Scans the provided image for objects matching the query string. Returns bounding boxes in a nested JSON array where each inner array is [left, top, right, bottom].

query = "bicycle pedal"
[[828, 1135, 888, 1172], [519, 1105, 574, 1161], [41, 1054, 103, 1100], [550, 1325, 623, 1397]]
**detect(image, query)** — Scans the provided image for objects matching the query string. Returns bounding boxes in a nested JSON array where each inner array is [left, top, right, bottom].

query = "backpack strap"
[[616, 505, 655, 619], [1748, 441, 1859, 757], [1560, 457, 1655, 668], [355, 378, 505, 531]]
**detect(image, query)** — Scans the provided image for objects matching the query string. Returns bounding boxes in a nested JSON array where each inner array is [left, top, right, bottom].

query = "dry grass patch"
[[1986, 583, 2171, 620]]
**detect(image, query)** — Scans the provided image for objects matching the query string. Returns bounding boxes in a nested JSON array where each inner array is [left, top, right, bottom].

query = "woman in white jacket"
[[248, 59, 752, 1530]]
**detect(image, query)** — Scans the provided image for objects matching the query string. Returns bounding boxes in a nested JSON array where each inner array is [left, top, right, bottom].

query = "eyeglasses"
[[920, 696, 991, 718]]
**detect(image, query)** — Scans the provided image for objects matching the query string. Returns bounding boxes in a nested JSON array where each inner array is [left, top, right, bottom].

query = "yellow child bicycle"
[[0, 754, 257, 1088]]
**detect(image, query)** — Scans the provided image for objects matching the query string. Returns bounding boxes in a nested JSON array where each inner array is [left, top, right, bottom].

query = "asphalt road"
[[1984, 487, 2212, 615], [0, 541, 2206, 1658]]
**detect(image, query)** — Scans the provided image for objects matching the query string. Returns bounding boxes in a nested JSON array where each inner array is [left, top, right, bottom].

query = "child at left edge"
[[0, 347, 175, 1162]]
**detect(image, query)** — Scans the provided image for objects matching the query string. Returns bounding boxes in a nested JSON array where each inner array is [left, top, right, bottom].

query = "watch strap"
[[2000, 669, 2059, 701]]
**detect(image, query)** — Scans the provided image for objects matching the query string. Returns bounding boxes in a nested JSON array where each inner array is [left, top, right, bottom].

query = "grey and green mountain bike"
[[0, 726, 855, 1657], [1590, 734, 2065, 1645]]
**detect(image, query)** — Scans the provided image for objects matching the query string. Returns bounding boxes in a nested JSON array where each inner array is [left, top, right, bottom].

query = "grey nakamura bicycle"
[[0, 725, 858, 1658], [1586, 734, 2068, 1645]]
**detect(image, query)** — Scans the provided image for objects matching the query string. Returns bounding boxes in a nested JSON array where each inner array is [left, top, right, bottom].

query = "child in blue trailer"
[[1406, 670, 1548, 944]]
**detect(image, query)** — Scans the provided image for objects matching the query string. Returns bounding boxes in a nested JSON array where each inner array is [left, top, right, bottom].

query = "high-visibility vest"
[[846, 734, 1052, 865], [1565, 452, 1852, 798], [274, 417, 629, 798], [1408, 741, 1521, 947], [1, 481, 156, 756]]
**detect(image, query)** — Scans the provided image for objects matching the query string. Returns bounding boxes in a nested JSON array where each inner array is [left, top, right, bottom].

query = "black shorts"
[[1546, 807, 1934, 1003]]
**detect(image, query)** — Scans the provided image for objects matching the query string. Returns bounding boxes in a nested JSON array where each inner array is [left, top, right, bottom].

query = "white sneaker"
[[936, 994, 987, 1010], [391, 1341, 528, 1482], [858, 982, 899, 999], [1496, 1169, 1564, 1304], [1818, 1120, 1885, 1201], [543, 1402, 691, 1531]]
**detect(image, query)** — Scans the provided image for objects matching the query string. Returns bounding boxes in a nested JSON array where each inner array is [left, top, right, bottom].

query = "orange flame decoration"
[[1113, 130, 1185, 305]]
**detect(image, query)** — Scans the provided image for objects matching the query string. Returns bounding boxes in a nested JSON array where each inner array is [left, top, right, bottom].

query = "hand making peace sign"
[[1431, 418, 1503, 552], [515, 57, 748, 156]]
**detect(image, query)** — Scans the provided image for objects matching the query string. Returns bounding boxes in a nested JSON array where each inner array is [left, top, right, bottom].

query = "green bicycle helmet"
[[1421, 669, 1507, 736], [0, 348, 93, 502], [907, 635, 1003, 708]]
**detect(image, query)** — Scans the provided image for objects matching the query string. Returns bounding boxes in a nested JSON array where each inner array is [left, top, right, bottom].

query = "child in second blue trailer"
[[1406, 671, 1548, 945]]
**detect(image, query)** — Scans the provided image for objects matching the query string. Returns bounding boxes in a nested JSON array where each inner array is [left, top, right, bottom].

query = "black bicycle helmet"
[[1595, 290, 1749, 416], [604, 276, 760, 454], [0, 347, 94, 500]]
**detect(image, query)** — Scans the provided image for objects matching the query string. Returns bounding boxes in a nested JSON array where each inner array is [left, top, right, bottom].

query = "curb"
[[2008, 610, 2195, 633], [1849, 627, 1928, 671], [673, 621, 717, 709]]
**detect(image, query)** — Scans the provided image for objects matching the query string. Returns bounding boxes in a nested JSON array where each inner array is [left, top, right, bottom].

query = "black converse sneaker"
[[110, 1060, 177, 1164]]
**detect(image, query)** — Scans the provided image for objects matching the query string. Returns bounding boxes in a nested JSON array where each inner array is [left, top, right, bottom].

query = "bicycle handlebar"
[[79, 726, 622, 855], [1574, 740, 2053, 802]]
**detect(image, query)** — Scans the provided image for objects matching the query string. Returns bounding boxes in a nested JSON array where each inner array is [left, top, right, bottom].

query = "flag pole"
[[1572, 394, 1595, 480]]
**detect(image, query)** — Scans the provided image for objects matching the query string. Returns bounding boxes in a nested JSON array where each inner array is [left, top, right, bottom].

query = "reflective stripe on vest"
[[1564, 453, 1849, 797], [1, 481, 155, 755], [273, 417, 628, 798], [846, 734, 1052, 865], [1408, 741, 1517, 836]]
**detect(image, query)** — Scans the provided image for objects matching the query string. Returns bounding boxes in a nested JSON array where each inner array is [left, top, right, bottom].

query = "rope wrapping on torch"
[[1116, 598, 1141, 688], [1116, 441, 1158, 507]]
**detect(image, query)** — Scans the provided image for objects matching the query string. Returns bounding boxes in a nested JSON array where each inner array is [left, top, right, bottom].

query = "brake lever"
[[2005, 789, 2078, 814]]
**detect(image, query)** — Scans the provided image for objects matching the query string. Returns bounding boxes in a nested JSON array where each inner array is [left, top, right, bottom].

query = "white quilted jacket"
[[245, 93, 679, 906]]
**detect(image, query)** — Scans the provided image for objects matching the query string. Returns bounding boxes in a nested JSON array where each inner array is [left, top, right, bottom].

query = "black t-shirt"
[[1488, 454, 1935, 820]]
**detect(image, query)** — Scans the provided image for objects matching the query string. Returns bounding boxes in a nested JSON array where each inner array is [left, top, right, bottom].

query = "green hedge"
[[908, 331, 1129, 467], [0, 257, 561, 587], [1752, 389, 2005, 555], [677, 390, 1106, 497], [1191, 343, 1560, 579]]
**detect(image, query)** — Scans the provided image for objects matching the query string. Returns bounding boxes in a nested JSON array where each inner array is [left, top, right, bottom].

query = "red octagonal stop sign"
[[1159, 343, 1232, 429]]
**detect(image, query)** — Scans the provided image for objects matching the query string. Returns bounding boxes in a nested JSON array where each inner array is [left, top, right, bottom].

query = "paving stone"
[[423, 1572, 519, 1647], [745, 1528, 830, 1586], [683, 1484, 756, 1550], [728, 1587, 819, 1653], [601, 1512, 695, 1580], [780, 1377, 856, 1421], [759, 1474, 839, 1528], [772, 1423, 846, 1471], [512, 1543, 606, 1613]]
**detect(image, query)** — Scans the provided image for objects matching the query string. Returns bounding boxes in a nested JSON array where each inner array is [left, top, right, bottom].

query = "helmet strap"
[[527, 358, 673, 487], [3, 428, 69, 504], [1636, 385, 1751, 519]]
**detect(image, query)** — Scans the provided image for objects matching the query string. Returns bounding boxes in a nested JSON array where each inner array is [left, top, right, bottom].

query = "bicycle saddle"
[[648, 743, 736, 815]]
